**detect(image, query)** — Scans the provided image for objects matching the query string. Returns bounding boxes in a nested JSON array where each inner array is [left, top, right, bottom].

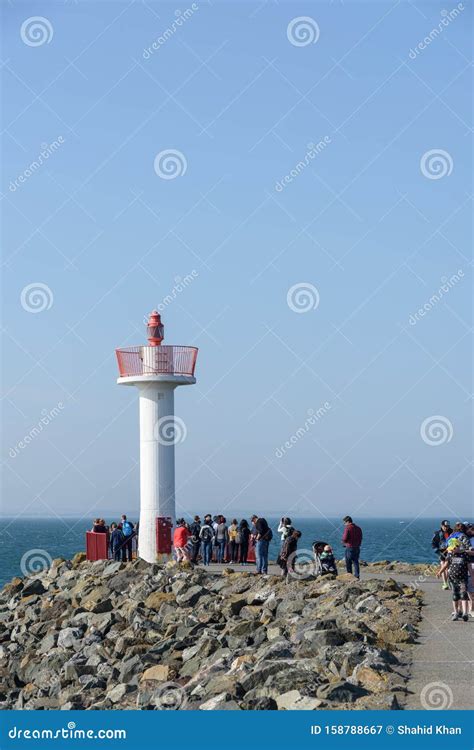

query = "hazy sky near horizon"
[[1, 0, 472, 523]]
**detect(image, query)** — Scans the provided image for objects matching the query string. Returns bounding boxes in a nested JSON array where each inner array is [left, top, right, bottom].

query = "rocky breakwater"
[[0, 556, 423, 711]]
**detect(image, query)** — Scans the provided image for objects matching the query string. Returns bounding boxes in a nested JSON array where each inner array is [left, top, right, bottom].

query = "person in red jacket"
[[173, 519, 190, 562], [342, 515, 363, 579]]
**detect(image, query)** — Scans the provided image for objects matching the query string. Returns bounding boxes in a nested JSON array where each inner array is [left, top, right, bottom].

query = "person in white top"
[[277, 517, 293, 548]]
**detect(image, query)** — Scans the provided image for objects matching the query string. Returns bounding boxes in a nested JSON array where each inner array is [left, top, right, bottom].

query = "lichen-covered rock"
[[144, 592, 176, 610], [71, 552, 86, 568], [141, 665, 170, 682]]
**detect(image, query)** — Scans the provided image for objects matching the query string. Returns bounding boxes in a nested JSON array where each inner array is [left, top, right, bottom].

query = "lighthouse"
[[115, 312, 198, 563]]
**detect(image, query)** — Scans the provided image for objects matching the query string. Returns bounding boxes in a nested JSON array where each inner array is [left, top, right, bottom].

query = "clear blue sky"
[[1, 0, 472, 522]]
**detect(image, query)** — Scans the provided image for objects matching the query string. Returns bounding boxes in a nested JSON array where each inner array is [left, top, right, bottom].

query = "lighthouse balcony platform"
[[115, 345, 198, 381]]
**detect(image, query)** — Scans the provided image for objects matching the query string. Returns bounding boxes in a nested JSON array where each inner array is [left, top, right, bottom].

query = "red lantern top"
[[146, 310, 164, 346]]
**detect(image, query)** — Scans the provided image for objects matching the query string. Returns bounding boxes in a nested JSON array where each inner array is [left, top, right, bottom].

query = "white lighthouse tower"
[[115, 312, 198, 563]]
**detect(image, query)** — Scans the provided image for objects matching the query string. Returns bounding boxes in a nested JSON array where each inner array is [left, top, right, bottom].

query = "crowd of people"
[[172, 514, 361, 578], [90, 513, 474, 606], [432, 520, 474, 622], [91, 515, 137, 562], [89, 512, 364, 579], [173, 515, 272, 573]]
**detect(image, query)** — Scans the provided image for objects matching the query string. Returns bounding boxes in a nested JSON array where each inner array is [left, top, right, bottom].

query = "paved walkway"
[[393, 573, 473, 710], [207, 563, 473, 710]]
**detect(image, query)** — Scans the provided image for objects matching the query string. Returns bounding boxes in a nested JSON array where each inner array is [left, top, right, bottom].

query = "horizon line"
[[0, 515, 461, 521]]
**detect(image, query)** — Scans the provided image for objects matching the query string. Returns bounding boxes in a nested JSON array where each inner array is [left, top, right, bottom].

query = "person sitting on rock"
[[320, 545, 338, 576], [436, 538, 470, 622]]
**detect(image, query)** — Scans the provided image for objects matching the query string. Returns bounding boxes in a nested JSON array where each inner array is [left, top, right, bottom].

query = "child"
[[320, 544, 338, 576], [437, 538, 470, 621], [466, 525, 474, 618]]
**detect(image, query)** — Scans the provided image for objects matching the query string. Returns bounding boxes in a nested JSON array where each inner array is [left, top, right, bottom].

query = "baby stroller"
[[312, 541, 328, 577]]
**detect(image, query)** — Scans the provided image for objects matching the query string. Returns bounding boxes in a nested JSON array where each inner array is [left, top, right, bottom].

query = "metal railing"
[[115, 345, 198, 378]]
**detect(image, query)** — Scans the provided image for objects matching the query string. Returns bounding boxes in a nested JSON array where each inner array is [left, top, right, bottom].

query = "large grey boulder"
[[57, 627, 83, 650], [176, 586, 208, 607], [21, 580, 46, 597], [276, 690, 323, 710]]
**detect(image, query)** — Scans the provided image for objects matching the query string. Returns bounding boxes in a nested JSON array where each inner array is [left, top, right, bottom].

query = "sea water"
[[0, 517, 446, 588]]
